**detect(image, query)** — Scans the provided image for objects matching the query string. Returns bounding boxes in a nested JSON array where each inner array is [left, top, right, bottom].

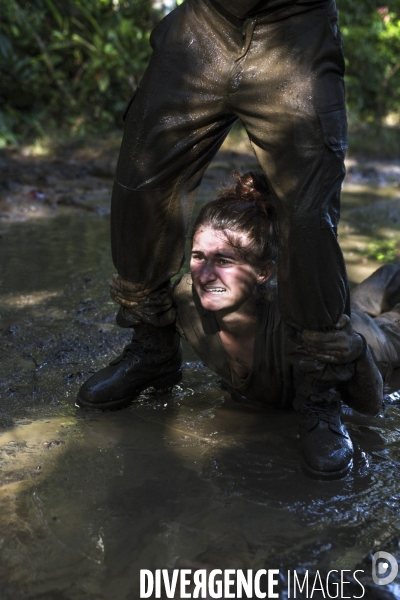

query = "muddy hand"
[[302, 314, 364, 364]]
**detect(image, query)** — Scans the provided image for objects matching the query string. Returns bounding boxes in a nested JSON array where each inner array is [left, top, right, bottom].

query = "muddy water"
[[1, 189, 400, 599]]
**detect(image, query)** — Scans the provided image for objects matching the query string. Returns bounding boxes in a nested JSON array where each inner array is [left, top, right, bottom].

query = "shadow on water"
[[1, 204, 400, 597]]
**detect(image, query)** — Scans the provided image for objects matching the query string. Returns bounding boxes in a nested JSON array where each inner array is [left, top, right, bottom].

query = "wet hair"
[[192, 171, 278, 270]]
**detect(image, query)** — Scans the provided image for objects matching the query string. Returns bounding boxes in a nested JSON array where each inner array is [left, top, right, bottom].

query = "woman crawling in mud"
[[82, 171, 400, 480], [172, 172, 400, 480]]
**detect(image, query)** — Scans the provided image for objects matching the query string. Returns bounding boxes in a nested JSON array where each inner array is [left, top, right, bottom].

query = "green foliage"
[[367, 238, 400, 262], [2, 0, 400, 145], [0, 0, 161, 144], [338, 0, 400, 120]]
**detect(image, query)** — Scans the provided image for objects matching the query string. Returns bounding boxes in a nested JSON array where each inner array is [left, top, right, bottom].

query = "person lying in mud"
[[172, 172, 400, 480], [83, 172, 400, 480]]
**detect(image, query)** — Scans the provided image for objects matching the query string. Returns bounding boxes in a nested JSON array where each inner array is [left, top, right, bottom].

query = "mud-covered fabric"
[[173, 273, 297, 407], [350, 264, 400, 318], [111, 0, 348, 333], [213, 0, 328, 20], [350, 265, 400, 384], [173, 271, 400, 406]]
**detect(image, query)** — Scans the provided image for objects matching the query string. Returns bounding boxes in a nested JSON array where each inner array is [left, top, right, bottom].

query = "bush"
[[338, 0, 400, 120], [0, 0, 161, 145], [2, 0, 400, 146]]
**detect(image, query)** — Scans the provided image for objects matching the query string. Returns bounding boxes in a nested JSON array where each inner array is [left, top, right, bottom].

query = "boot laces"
[[301, 399, 340, 426], [114, 340, 147, 364], [115, 333, 175, 365]]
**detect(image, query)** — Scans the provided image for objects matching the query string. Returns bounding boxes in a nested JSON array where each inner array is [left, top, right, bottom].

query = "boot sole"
[[75, 369, 183, 411], [301, 458, 353, 481]]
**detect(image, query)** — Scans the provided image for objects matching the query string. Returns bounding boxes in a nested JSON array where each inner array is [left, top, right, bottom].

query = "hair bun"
[[192, 170, 278, 268], [231, 171, 277, 220], [234, 171, 258, 198]]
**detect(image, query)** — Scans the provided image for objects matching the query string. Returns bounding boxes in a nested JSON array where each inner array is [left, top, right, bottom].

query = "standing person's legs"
[[77, 0, 244, 409], [110, 0, 241, 324], [232, 0, 355, 477], [235, 0, 349, 332], [77, 0, 358, 478]]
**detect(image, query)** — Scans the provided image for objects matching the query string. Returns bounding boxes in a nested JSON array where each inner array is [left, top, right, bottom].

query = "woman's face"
[[190, 227, 271, 314]]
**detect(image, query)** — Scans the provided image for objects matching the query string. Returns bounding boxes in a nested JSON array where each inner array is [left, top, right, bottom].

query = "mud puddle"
[[1, 143, 400, 599]]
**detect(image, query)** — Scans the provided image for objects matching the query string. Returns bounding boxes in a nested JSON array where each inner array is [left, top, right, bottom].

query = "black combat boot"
[[294, 383, 354, 480], [76, 322, 182, 410]]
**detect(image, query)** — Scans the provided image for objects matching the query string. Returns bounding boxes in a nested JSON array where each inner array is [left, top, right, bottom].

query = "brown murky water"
[[1, 146, 400, 599]]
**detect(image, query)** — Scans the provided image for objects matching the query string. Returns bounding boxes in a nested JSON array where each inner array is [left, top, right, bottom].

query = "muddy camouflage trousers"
[[111, 0, 349, 333]]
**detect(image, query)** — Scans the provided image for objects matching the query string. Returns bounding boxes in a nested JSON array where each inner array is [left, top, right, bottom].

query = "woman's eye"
[[218, 259, 231, 266]]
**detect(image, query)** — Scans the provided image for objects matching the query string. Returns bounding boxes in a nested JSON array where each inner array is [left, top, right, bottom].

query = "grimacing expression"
[[190, 227, 271, 313]]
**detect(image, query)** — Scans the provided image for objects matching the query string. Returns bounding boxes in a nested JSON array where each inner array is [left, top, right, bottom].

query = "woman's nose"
[[198, 261, 217, 282]]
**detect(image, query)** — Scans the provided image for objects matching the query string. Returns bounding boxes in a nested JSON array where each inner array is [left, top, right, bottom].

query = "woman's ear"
[[256, 261, 275, 285]]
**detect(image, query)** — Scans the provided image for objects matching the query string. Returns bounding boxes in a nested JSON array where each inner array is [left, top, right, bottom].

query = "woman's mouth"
[[203, 286, 226, 294]]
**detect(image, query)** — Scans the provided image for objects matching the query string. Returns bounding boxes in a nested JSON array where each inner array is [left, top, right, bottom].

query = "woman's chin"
[[199, 293, 230, 312]]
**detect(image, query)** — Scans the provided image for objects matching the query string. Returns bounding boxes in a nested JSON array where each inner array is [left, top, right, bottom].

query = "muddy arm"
[[302, 317, 383, 415]]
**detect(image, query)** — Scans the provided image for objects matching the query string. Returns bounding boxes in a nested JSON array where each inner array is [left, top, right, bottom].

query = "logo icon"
[[372, 551, 398, 586]]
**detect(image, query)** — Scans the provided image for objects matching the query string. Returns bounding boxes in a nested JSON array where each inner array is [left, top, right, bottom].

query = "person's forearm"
[[340, 346, 383, 416]]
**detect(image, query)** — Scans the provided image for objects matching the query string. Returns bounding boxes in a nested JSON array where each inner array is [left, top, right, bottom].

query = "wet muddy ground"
[[1, 136, 400, 599]]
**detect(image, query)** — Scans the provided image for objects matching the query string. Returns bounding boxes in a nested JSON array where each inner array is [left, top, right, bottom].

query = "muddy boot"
[[294, 383, 354, 480], [76, 322, 182, 410]]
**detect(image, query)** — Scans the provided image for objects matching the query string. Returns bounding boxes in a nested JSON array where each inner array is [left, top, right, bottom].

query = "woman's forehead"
[[192, 227, 250, 252]]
